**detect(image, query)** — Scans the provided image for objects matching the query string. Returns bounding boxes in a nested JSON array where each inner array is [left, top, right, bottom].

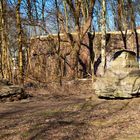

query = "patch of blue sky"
[[9, 0, 140, 33]]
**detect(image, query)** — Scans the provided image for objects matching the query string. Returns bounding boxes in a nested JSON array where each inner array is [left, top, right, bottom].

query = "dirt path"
[[0, 82, 140, 140]]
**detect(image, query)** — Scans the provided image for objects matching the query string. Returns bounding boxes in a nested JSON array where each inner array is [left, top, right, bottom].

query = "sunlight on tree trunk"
[[0, 0, 12, 81], [128, 0, 139, 60], [63, 1, 69, 33], [118, 0, 128, 49], [100, 0, 106, 75], [16, 0, 24, 84], [55, 0, 62, 85]]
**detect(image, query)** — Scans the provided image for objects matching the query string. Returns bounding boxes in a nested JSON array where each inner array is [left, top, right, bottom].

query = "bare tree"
[[100, 0, 106, 75], [127, 0, 139, 60], [16, 0, 24, 84], [0, 0, 12, 81], [59, 0, 96, 79]]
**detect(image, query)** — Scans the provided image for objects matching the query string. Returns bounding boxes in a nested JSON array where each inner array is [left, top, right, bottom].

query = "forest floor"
[[0, 80, 140, 140]]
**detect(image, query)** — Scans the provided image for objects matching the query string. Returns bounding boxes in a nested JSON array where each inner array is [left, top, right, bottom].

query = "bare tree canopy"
[[0, 0, 140, 84]]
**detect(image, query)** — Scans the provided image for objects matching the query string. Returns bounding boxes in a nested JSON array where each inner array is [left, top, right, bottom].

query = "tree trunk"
[[100, 0, 106, 75], [16, 0, 24, 84], [88, 32, 95, 83], [63, 1, 69, 32], [128, 0, 139, 60], [118, 0, 128, 49], [55, 0, 62, 85], [0, 0, 12, 81]]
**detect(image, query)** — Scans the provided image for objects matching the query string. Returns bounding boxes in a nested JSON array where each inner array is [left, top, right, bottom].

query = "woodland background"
[[0, 0, 140, 85]]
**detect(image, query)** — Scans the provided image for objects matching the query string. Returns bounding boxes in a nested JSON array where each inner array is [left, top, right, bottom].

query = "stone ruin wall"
[[28, 30, 140, 82]]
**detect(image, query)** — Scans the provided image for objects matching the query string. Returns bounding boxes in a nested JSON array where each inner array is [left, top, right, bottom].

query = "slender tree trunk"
[[0, 0, 11, 81], [135, 29, 139, 61], [33, 0, 38, 21], [16, 0, 24, 84], [88, 32, 95, 83], [26, 46, 31, 80], [118, 0, 128, 49], [63, 1, 69, 32], [42, 0, 46, 31], [71, 44, 79, 79], [55, 0, 62, 85], [100, 0, 106, 75], [27, 0, 32, 22], [128, 0, 139, 60]]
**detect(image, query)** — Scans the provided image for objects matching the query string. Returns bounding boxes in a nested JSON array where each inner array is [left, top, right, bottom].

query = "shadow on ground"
[[0, 81, 140, 140]]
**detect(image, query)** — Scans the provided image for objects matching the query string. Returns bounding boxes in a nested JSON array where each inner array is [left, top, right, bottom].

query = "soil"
[[0, 80, 140, 140]]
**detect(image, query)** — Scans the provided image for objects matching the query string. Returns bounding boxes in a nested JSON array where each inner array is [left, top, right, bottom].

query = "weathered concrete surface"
[[94, 50, 140, 98]]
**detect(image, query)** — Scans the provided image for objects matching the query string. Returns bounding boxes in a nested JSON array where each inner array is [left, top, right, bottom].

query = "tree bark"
[[100, 0, 106, 75], [0, 0, 12, 81], [63, 1, 69, 33], [128, 0, 139, 60], [55, 0, 62, 85], [16, 0, 24, 84], [118, 0, 128, 49]]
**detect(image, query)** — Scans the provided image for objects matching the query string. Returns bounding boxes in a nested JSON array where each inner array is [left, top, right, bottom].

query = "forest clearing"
[[0, 0, 140, 139], [0, 81, 140, 140]]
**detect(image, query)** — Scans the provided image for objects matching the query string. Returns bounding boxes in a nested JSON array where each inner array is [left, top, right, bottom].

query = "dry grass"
[[0, 80, 140, 140]]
